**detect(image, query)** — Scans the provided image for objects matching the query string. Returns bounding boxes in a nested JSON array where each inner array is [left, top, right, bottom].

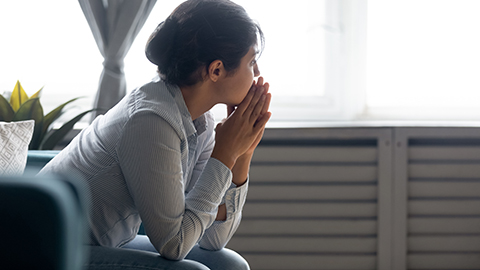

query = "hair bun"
[[145, 18, 178, 67]]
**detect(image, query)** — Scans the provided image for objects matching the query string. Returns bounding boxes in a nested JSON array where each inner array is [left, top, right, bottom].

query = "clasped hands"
[[211, 77, 272, 170]]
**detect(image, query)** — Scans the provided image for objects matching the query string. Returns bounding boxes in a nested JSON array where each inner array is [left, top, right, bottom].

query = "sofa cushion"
[[0, 173, 90, 270], [0, 120, 34, 176]]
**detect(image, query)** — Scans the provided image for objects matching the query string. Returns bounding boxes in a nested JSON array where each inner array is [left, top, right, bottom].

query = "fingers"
[[250, 91, 266, 123], [237, 78, 267, 114], [258, 93, 271, 123], [264, 82, 270, 93], [235, 84, 257, 114], [244, 85, 266, 120], [256, 77, 264, 87], [254, 111, 272, 130], [261, 84, 271, 116], [237, 78, 271, 123], [255, 78, 270, 115]]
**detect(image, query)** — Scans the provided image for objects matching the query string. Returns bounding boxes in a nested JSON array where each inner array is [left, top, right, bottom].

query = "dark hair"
[[145, 0, 264, 86]]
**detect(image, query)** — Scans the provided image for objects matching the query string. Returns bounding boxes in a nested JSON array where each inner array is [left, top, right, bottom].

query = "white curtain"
[[78, 0, 157, 120]]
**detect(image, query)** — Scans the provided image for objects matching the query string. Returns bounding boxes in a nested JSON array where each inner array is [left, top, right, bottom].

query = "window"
[[2, 0, 352, 124], [0, 0, 101, 122], [2, 0, 479, 125], [128, 0, 354, 122], [365, 0, 480, 120]]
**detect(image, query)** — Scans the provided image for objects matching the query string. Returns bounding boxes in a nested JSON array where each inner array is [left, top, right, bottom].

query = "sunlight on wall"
[[0, 0, 101, 115], [4, 0, 478, 122], [0, 0, 327, 123], [367, 0, 480, 109]]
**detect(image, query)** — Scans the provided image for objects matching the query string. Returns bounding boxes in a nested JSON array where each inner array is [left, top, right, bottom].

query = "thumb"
[[215, 122, 223, 132]]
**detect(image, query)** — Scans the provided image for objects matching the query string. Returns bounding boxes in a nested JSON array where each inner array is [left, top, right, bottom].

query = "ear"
[[207, 60, 224, 82]]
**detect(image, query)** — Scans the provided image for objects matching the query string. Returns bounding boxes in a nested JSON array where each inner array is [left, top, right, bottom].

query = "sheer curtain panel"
[[78, 0, 157, 120]]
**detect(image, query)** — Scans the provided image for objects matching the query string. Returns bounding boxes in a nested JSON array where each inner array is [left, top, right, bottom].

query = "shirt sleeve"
[[116, 111, 232, 260], [188, 125, 250, 250], [199, 181, 249, 250]]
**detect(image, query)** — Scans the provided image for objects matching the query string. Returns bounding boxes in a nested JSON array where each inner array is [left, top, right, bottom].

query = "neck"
[[180, 81, 217, 120]]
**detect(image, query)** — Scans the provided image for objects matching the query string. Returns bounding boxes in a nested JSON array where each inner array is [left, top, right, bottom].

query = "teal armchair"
[[0, 150, 89, 270]]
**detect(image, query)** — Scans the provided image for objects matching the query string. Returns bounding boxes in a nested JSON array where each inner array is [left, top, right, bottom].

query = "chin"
[[229, 99, 244, 107]]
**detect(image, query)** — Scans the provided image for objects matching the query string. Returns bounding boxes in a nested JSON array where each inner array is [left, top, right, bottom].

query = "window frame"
[[263, 0, 368, 122]]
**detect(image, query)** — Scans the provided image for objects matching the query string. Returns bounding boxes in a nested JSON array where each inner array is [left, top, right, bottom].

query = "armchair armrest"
[[26, 150, 60, 173], [0, 173, 90, 270]]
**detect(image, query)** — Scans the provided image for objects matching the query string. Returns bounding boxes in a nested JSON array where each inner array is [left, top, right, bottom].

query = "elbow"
[[201, 244, 224, 252], [161, 251, 187, 261], [158, 240, 190, 261], [199, 236, 227, 251]]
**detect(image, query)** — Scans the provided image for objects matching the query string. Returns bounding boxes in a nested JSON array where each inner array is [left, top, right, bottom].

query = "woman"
[[39, 0, 271, 269]]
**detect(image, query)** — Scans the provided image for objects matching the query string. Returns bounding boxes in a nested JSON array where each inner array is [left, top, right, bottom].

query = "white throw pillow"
[[0, 120, 35, 176]]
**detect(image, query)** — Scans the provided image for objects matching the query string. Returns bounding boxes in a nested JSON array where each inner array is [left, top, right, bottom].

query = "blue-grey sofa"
[[26, 150, 61, 173], [0, 150, 89, 270]]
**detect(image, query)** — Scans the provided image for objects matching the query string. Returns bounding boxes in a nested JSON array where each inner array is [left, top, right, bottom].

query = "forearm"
[[215, 204, 227, 221], [201, 179, 249, 250], [231, 153, 253, 186], [141, 157, 232, 260], [215, 153, 252, 221], [201, 213, 242, 250]]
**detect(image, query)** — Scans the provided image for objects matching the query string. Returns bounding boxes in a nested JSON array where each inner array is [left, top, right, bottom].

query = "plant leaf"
[[42, 97, 81, 137], [40, 109, 96, 150], [30, 86, 44, 99], [12, 98, 44, 150], [10, 80, 29, 112], [0, 94, 15, 121], [12, 98, 44, 121]]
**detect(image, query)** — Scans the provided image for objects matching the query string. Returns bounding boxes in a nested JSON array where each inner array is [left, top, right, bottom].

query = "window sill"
[[265, 120, 480, 129]]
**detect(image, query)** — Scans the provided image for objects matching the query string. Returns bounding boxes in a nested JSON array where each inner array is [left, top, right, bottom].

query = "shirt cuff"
[[223, 177, 249, 220]]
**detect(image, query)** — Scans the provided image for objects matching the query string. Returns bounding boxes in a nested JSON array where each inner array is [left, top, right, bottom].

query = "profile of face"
[[219, 46, 261, 106], [146, 0, 263, 97]]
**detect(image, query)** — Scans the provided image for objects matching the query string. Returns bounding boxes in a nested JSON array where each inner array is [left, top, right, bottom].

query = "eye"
[[251, 59, 257, 66]]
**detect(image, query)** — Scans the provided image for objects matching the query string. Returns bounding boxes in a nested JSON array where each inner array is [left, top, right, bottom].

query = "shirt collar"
[[162, 79, 208, 137]]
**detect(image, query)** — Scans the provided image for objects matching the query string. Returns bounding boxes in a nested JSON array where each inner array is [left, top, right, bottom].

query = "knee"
[[217, 248, 250, 270], [186, 246, 250, 270]]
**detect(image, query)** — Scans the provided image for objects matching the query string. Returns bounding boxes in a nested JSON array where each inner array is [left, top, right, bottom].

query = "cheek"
[[235, 79, 252, 103], [242, 69, 254, 90], [232, 68, 255, 102], [239, 77, 252, 97]]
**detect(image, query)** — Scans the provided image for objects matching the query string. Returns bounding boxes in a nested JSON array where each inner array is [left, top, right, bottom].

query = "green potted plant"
[[0, 81, 96, 150]]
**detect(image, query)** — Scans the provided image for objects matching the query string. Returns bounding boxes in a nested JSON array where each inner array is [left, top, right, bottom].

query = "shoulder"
[[131, 79, 180, 117], [125, 79, 185, 138]]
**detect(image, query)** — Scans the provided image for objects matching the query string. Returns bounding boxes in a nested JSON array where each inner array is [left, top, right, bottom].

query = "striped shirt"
[[38, 77, 248, 260]]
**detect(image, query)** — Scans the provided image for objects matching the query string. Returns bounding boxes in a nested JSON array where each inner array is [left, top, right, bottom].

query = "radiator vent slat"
[[229, 139, 383, 270], [247, 185, 377, 201], [242, 254, 377, 270], [235, 219, 377, 235], [407, 137, 480, 269], [251, 165, 377, 183]]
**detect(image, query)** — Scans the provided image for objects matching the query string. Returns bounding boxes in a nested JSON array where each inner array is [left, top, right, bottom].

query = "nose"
[[254, 63, 260, 77]]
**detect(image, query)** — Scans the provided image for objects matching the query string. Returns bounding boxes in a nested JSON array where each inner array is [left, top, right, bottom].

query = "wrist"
[[238, 152, 254, 162], [211, 148, 236, 170], [231, 154, 252, 186], [233, 177, 248, 187]]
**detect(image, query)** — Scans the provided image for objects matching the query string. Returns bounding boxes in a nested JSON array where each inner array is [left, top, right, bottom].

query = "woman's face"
[[221, 46, 260, 106]]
